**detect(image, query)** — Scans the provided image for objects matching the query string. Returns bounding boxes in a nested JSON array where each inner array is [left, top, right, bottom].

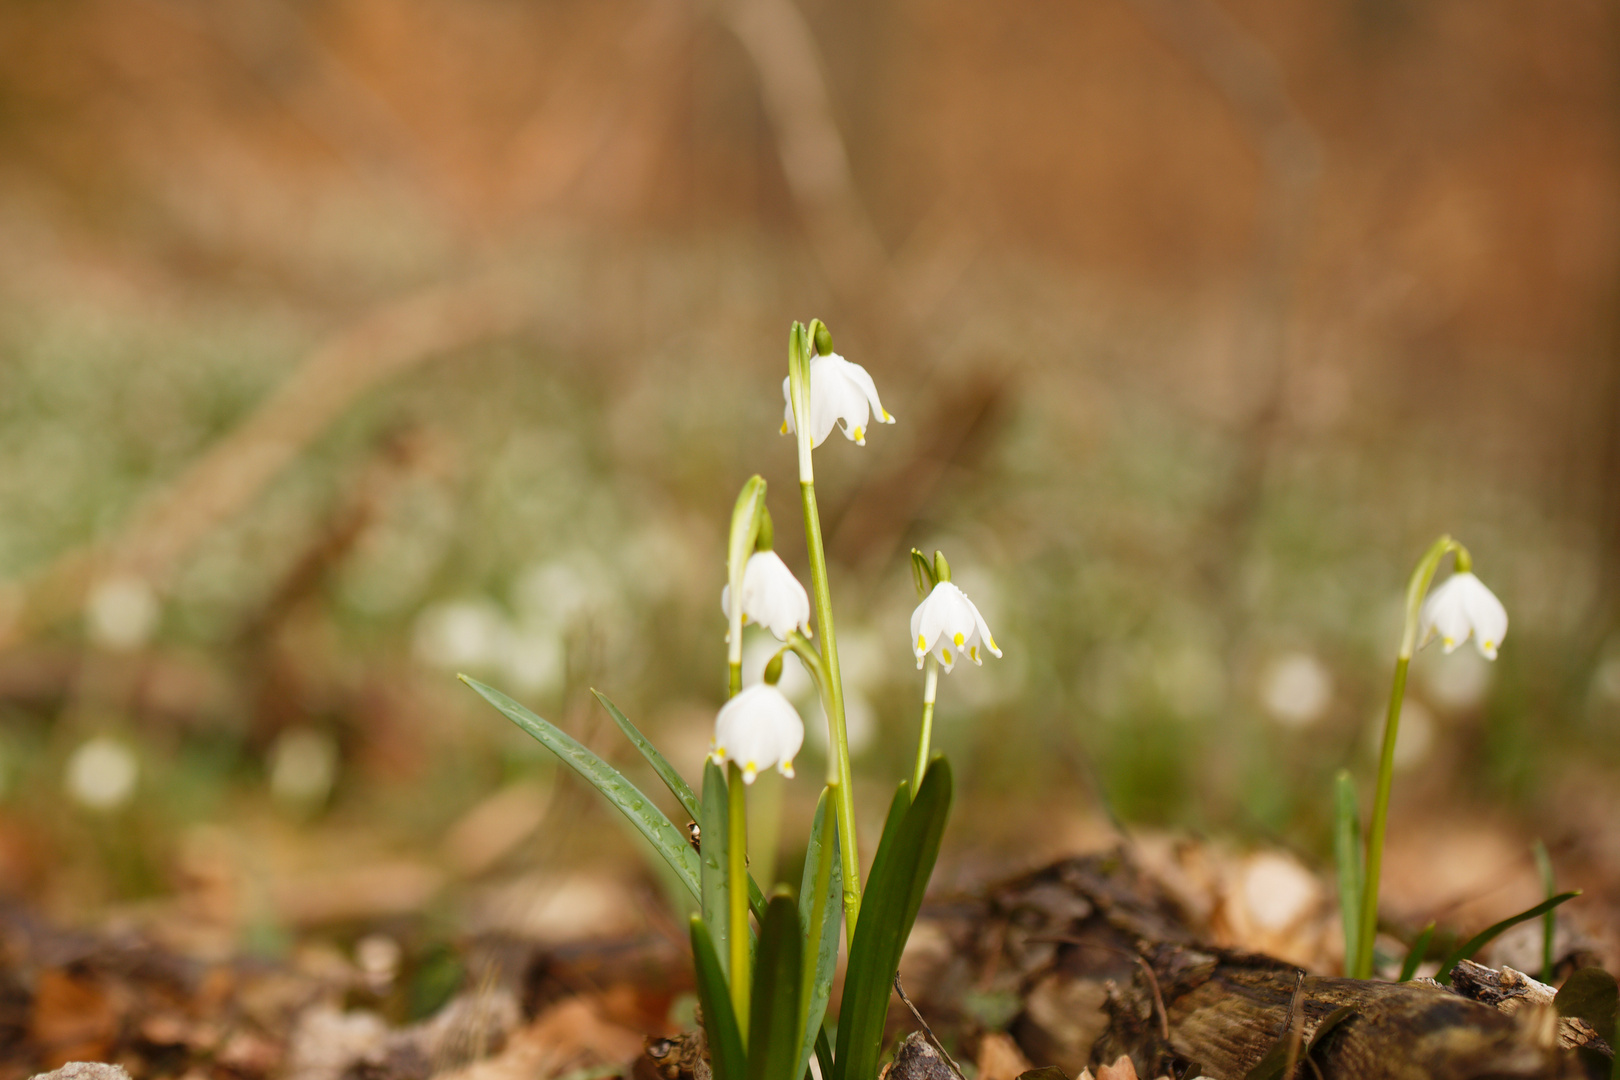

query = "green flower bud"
[[763, 652, 784, 686], [812, 320, 833, 357]]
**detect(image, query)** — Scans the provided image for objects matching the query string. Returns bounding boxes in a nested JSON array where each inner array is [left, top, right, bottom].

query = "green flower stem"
[[800, 478, 862, 939], [727, 762, 751, 1037], [912, 657, 939, 793], [1355, 533, 1465, 979]]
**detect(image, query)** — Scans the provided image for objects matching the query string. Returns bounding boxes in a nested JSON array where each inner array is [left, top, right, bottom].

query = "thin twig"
[[893, 975, 965, 1078], [1282, 970, 1306, 1079], [1133, 955, 1172, 1043]]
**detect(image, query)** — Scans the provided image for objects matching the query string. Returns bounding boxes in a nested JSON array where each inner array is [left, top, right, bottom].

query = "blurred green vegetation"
[[0, 0, 1614, 945]]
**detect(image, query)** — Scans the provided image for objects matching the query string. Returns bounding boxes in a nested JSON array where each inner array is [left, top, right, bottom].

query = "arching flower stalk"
[[1351, 536, 1507, 979]]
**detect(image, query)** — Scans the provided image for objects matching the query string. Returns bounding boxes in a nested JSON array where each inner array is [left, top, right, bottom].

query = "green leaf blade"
[[701, 759, 732, 982], [691, 917, 747, 1080], [795, 790, 841, 1080], [748, 892, 805, 1080], [1397, 921, 1436, 982], [461, 676, 700, 901], [1435, 891, 1581, 985], [593, 689, 701, 824], [832, 760, 953, 1080], [1333, 770, 1363, 977]]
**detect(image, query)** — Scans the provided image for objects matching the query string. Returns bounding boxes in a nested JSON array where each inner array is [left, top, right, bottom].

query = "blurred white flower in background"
[[268, 727, 339, 810], [721, 551, 811, 641], [1259, 651, 1333, 729], [64, 735, 138, 811], [86, 573, 159, 651], [710, 684, 804, 783], [911, 581, 1001, 672], [742, 634, 812, 698], [782, 353, 894, 447], [1419, 572, 1507, 660], [1420, 647, 1493, 712], [413, 599, 509, 671], [1367, 700, 1435, 771]]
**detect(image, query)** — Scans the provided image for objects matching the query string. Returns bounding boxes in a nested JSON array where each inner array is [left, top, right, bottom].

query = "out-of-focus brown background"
[[0, 0, 1617, 972]]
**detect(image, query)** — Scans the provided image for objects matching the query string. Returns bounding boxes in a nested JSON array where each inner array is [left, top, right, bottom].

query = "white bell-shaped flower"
[[710, 683, 804, 783], [911, 581, 1001, 673], [721, 551, 811, 641], [781, 352, 894, 448], [1419, 571, 1508, 660]]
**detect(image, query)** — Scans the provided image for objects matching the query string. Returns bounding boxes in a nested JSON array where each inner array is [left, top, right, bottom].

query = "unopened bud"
[[763, 652, 785, 686], [812, 322, 832, 357]]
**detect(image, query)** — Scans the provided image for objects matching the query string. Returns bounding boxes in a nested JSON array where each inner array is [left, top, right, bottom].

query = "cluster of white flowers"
[[713, 347, 1001, 783]]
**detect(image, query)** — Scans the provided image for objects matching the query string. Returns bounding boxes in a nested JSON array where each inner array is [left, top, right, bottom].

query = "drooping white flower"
[[710, 684, 804, 783], [781, 352, 894, 448], [910, 581, 1001, 673], [1419, 571, 1508, 660], [721, 551, 811, 641]]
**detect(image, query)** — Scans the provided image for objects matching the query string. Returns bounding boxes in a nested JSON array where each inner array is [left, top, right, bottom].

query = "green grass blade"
[[593, 689, 701, 824], [691, 917, 747, 1080], [748, 892, 805, 1080], [1532, 839, 1556, 983], [1397, 921, 1435, 982], [1435, 891, 1581, 985], [701, 759, 732, 982], [461, 676, 699, 902], [1333, 770, 1363, 977], [832, 760, 952, 1080], [795, 790, 841, 1080]]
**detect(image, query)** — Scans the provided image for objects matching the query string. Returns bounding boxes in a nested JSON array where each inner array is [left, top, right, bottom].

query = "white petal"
[[964, 593, 1002, 658], [1459, 575, 1508, 659], [740, 551, 811, 640], [830, 355, 893, 425], [711, 684, 804, 784]]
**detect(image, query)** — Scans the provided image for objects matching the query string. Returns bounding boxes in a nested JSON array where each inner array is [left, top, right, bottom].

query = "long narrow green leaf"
[[462, 676, 699, 901], [749, 892, 805, 1080], [701, 760, 732, 982], [593, 689, 701, 823], [1435, 891, 1581, 985], [1532, 839, 1556, 983], [795, 791, 841, 1080], [1333, 770, 1363, 977], [691, 917, 747, 1080], [832, 760, 952, 1080], [813, 1028, 833, 1080], [1397, 921, 1436, 982]]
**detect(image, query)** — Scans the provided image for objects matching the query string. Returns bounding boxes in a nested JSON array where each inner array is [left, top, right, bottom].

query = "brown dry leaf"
[[29, 969, 119, 1067], [975, 1032, 1031, 1080], [440, 997, 642, 1080], [1094, 1056, 1138, 1080]]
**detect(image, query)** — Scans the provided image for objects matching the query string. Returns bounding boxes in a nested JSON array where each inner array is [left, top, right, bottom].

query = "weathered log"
[[922, 851, 1612, 1080], [637, 850, 1614, 1080]]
